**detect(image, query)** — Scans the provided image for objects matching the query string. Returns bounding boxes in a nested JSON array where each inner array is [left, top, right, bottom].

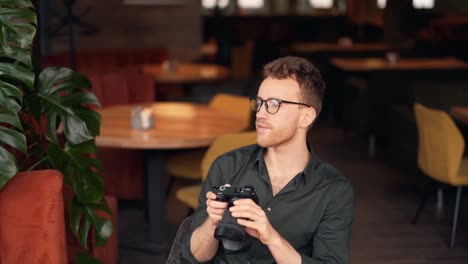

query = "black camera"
[[213, 185, 259, 251]]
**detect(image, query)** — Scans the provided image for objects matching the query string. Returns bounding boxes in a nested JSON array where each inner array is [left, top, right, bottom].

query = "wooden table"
[[451, 106, 468, 125], [96, 102, 249, 252], [331, 57, 468, 156], [142, 63, 230, 85], [331, 57, 468, 72], [290, 42, 394, 55]]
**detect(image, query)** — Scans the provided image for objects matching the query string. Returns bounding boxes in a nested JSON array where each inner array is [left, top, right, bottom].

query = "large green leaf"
[[0, 82, 22, 113], [37, 67, 99, 145], [0, 146, 18, 188], [0, 62, 35, 91], [0, 0, 34, 7], [0, 46, 32, 68], [0, 88, 22, 123], [92, 216, 113, 247], [73, 109, 101, 136], [62, 114, 95, 145], [0, 7, 37, 49], [75, 252, 103, 264], [45, 111, 59, 144], [84, 205, 113, 247], [88, 197, 112, 216], [0, 110, 21, 128], [71, 192, 112, 250], [70, 196, 86, 240], [73, 168, 104, 204], [0, 78, 22, 98], [62, 93, 100, 108], [47, 141, 103, 203], [0, 0, 33, 189], [0, 126, 26, 153], [38, 67, 92, 95], [0, 79, 23, 104], [79, 216, 92, 248]]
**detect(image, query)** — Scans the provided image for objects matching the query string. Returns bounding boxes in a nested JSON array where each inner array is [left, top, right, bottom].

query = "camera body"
[[213, 185, 259, 205], [213, 185, 260, 251]]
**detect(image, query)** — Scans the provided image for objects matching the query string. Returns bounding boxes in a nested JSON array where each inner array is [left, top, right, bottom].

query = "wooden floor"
[[118, 123, 468, 264]]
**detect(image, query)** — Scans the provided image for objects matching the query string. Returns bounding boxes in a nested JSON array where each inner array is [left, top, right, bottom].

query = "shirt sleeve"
[[301, 179, 355, 264], [180, 157, 227, 263]]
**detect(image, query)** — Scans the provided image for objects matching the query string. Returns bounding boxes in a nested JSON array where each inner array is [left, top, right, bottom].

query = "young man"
[[181, 56, 354, 263]]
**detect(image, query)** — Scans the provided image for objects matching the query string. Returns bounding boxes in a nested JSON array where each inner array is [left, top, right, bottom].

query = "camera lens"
[[214, 209, 248, 251]]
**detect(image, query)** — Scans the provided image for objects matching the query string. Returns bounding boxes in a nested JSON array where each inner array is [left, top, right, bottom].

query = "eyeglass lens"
[[251, 98, 281, 114]]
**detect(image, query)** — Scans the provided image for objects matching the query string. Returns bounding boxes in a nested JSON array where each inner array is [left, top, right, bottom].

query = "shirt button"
[[266, 207, 271, 212]]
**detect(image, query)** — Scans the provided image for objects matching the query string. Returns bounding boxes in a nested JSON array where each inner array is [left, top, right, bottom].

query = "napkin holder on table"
[[131, 106, 155, 130]]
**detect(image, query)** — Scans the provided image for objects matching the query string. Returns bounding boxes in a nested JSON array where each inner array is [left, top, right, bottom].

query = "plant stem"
[[26, 156, 49, 171]]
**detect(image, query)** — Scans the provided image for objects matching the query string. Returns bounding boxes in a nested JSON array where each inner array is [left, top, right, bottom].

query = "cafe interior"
[[4, 0, 468, 263]]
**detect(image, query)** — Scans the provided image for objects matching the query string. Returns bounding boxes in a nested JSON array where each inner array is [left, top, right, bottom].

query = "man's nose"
[[256, 103, 268, 118]]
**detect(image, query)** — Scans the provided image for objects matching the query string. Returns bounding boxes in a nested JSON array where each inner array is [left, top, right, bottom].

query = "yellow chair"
[[165, 93, 252, 195], [413, 103, 468, 248], [176, 131, 257, 210]]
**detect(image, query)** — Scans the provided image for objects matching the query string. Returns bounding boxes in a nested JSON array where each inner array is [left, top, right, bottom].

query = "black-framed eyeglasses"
[[250, 97, 310, 114]]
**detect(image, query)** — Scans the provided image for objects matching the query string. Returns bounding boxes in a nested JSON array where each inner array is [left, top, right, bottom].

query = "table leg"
[[119, 150, 168, 254], [144, 150, 168, 246]]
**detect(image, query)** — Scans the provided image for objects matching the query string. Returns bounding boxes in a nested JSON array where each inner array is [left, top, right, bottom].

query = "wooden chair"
[[176, 131, 257, 212], [165, 94, 252, 196], [412, 103, 468, 247]]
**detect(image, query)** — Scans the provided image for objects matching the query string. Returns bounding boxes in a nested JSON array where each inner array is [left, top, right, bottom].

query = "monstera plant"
[[0, 1, 111, 263]]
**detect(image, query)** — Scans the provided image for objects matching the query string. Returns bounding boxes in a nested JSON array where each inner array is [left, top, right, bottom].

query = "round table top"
[[96, 102, 250, 149], [330, 57, 468, 72], [142, 63, 230, 84]]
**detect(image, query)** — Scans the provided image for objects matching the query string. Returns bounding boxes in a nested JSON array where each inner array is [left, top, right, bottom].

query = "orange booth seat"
[[41, 48, 168, 72], [0, 170, 68, 264]]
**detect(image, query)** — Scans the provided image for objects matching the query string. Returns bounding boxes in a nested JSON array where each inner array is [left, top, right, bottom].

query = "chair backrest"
[[201, 131, 257, 180], [209, 93, 251, 125], [0, 170, 67, 264], [165, 216, 192, 264], [414, 103, 465, 184]]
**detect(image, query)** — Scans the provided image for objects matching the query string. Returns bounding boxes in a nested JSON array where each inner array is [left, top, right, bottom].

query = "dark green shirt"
[[181, 143, 354, 264]]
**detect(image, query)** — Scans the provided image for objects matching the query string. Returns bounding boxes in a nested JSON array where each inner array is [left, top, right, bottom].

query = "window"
[[238, 0, 264, 9], [377, 0, 435, 9], [308, 0, 333, 9], [202, 0, 230, 9], [377, 0, 386, 9], [413, 0, 434, 9]]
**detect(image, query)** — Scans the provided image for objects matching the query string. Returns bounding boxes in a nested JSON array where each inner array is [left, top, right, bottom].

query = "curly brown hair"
[[263, 56, 326, 115]]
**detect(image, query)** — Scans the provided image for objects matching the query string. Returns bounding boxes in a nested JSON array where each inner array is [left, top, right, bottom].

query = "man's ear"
[[300, 107, 317, 128]]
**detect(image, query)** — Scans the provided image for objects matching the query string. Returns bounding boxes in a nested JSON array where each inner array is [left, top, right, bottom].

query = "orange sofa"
[[42, 48, 168, 72], [0, 170, 68, 264]]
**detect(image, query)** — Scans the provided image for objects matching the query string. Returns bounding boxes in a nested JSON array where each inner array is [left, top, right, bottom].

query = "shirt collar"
[[252, 142, 320, 185]]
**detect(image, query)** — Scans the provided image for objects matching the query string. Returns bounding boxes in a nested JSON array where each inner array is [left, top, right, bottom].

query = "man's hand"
[[205, 188, 228, 225], [229, 198, 278, 245], [190, 184, 231, 262]]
